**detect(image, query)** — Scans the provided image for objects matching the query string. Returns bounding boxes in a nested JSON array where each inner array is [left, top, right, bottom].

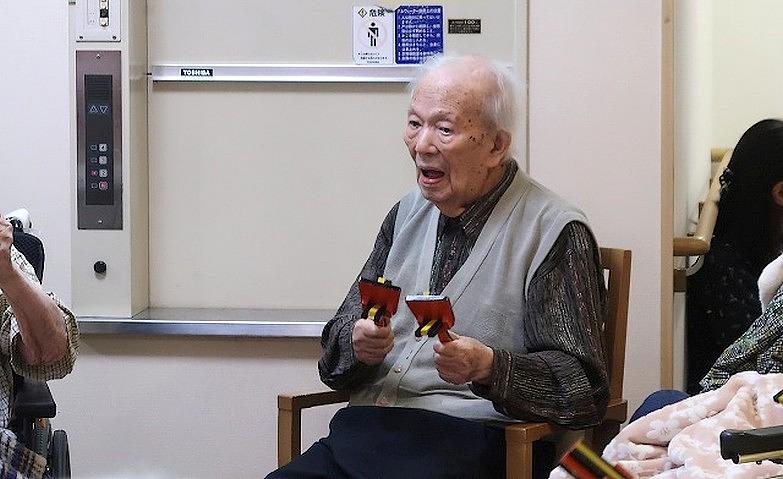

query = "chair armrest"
[[278, 390, 350, 467], [604, 399, 628, 423], [278, 390, 350, 413], [505, 421, 553, 444], [504, 422, 553, 479], [15, 379, 56, 419], [503, 399, 627, 446]]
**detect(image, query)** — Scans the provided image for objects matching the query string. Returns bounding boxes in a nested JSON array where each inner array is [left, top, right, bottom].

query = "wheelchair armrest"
[[721, 425, 783, 464], [15, 379, 56, 419]]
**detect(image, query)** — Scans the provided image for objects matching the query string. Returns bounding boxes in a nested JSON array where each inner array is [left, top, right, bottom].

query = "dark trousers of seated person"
[[267, 406, 556, 479], [630, 390, 690, 423]]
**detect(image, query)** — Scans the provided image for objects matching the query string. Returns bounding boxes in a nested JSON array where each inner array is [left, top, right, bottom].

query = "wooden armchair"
[[278, 247, 632, 479]]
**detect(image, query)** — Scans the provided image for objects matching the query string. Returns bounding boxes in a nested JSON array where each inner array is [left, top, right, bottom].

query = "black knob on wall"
[[94, 261, 107, 275]]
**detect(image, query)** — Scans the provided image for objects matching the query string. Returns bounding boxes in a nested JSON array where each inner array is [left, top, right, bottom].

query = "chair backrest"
[[11, 228, 45, 283], [599, 247, 632, 404]]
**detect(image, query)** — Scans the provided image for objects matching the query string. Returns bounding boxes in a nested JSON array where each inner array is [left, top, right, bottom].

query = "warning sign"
[[395, 5, 443, 64], [353, 6, 395, 65]]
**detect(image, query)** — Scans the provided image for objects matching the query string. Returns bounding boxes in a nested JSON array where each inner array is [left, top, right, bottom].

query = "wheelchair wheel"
[[49, 430, 70, 479], [32, 418, 51, 458]]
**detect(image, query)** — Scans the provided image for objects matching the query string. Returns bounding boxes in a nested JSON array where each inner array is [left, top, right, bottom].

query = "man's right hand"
[[352, 318, 394, 365], [0, 217, 15, 284]]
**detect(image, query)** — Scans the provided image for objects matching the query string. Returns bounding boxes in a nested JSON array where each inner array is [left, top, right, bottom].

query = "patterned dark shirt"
[[686, 239, 762, 393], [319, 162, 609, 428], [700, 287, 783, 392]]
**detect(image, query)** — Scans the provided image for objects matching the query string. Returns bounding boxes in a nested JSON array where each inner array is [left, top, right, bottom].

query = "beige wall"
[[675, 1, 713, 237], [0, 1, 72, 305], [672, 0, 783, 389], [672, 0, 714, 390], [49, 337, 340, 478], [144, 0, 526, 311], [528, 0, 663, 414], [8, 1, 664, 477], [712, 0, 783, 147]]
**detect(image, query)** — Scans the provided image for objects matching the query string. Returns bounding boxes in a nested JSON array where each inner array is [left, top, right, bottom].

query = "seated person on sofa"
[[0, 217, 79, 479], [267, 54, 609, 479]]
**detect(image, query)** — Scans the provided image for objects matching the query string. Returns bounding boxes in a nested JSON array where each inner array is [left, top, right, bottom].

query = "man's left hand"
[[433, 332, 494, 385]]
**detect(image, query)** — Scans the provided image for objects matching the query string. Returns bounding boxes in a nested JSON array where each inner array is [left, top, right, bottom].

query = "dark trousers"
[[629, 390, 690, 423], [267, 406, 556, 479]]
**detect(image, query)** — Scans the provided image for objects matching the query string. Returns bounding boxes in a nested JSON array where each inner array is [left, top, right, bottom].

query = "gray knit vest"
[[349, 164, 589, 423]]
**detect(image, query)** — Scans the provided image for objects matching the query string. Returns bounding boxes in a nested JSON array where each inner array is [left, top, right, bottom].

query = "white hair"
[[407, 54, 521, 137]]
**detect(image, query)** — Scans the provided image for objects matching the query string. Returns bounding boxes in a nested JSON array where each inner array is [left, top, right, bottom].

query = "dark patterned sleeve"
[[699, 287, 783, 392], [471, 221, 609, 429], [318, 202, 399, 390]]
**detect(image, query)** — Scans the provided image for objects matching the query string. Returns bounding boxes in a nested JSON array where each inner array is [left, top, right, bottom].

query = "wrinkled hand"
[[352, 318, 394, 366], [0, 218, 13, 283], [433, 332, 494, 385]]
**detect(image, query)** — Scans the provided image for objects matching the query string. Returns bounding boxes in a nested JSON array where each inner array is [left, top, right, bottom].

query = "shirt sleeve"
[[470, 221, 609, 429], [8, 293, 79, 381], [318, 203, 399, 390], [699, 286, 783, 392], [1, 247, 79, 381]]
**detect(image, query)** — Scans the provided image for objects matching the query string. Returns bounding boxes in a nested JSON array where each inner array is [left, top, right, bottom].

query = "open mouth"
[[420, 168, 445, 180]]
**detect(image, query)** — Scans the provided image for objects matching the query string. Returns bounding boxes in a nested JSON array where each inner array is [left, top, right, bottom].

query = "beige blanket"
[[550, 372, 783, 478]]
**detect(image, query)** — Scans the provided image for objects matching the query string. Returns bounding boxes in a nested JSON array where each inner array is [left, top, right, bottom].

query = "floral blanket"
[[550, 372, 783, 478]]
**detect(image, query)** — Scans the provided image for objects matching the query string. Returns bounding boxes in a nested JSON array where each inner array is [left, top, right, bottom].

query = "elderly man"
[[0, 217, 78, 479], [269, 55, 607, 479]]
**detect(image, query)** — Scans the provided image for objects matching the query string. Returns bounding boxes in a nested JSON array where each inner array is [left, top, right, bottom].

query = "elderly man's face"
[[404, 68, 507, 217]]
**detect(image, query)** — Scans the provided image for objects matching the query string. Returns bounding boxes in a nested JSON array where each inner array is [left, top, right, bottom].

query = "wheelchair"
[[8, 216, 70, 478], [720, 390, 783, 466]]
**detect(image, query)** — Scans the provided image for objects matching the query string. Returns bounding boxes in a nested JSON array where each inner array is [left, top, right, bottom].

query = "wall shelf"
[[78, 307, 329, 337], [150, 63, 420, 83]]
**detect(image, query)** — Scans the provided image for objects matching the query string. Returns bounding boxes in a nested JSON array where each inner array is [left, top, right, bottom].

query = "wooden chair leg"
[[277, 406, 300, 467], [590, 422, 621, 454], [506, 440, 533, 479]]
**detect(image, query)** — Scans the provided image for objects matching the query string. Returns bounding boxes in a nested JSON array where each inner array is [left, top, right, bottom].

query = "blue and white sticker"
[[395, 5, 443, 64]]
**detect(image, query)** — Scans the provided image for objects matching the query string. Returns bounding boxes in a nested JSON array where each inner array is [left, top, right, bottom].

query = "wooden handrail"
[[711, 147, 730, 164], [673, 149, 732, 257]]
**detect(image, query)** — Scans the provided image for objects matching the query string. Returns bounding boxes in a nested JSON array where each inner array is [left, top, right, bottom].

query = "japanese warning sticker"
[[353, 6, 395, 64], [395, 5, 444, 64]]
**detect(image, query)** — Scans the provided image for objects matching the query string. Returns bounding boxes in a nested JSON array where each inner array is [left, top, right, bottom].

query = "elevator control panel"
[[74, 0, 121, 43], [85, 75, 115, 205], [76, 51, 122, 229]]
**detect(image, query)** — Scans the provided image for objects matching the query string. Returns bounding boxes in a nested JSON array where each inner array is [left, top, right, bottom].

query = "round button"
[[394, 367, 402, 373], [94, 261, 107, 275]]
